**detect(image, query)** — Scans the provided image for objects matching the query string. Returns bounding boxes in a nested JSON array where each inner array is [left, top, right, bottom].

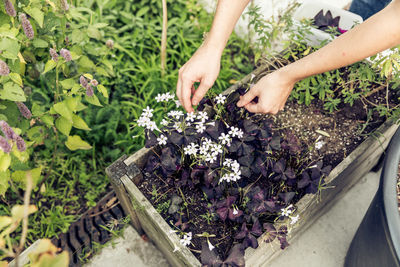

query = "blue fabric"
[[349, 0, 392, 20]]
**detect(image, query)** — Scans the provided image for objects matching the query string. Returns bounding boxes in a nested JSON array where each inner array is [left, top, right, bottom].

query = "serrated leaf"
[[83, 73, 93, 80], [9, 73, 23, 87], [0, 170, 10, 197], [24, 7, 44, 28], [53, 101, 72, 122], [65, 135, 92, 151], [0, 82, 25, 101], [95, 66, 109, 77], [87, 25, 101, 39], [32, 38, 48, 48], [85, 94, 102, 107], [0, 38, 20, 58], [97, 84, 108, 98], [0, 216, 11, 230], [65, 97, 79, 112], [11, 205, 37, 221], [55, 116, 72, 136], [43, 60, 57, 74], [60, 78, 76, 89], [41, 114, 54, 126], [72, 114, 91, 130]]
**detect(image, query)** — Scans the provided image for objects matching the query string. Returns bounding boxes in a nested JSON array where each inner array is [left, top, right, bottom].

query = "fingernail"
[[192, 101, 198, 106]]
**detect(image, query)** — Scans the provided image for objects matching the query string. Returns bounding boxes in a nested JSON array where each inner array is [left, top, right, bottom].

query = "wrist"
[[202, 35, 225, 56]]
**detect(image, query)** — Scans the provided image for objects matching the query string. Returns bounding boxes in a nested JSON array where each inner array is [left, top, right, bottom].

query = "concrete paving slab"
[[84, 226, 170, 267], [267, 170, 381, 267]]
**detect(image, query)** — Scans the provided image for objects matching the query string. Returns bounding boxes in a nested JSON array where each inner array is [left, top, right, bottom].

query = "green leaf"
[[79, 56, 95, 70], [11, 167, 42, 188], [95, 66, 109, 77], [55, 116, 72, 136], [71, 29, 86, 44], [0, 82, 26, 101], [60, 78, 76, 90], [41, 114, 54, 126], [65, 135, 92, 151], [53, 101, 72, 122], [32, 38, 48, 48], [43, 60, 57, 74], [0, 38, 20, 59], [97, 84, 108, 98], [27, 126, 46, 143], [85, 94, 102, 107], [0, 215, 12, 230], [87, 25, 101, 39], [11, 205, 37, 221], [66, 97, 79, 112], [8, 73, 23, 87], [72, 114, 91, 130], [0, 153, 11, 172], [24, 7, 44, 28], [0, 170, 10, 197]]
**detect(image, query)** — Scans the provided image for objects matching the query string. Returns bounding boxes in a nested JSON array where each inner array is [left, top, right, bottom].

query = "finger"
[[192, 79, 212, 106], [237, 89, 257, 107], [182, 79, 194, 112], [191, 85, 196, 96], [244, 102, 263, 114]]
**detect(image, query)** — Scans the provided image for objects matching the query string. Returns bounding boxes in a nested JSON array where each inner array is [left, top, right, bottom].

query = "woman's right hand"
[[177, 45, 221, 113]]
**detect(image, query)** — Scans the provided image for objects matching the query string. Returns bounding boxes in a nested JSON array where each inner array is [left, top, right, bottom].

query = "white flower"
[[186, 112, 196, 122], [174, 122, 183, 133], [205, 153, 217, 163], [207, 239, 215, 251], [175, 100, 181, 107], [281, 207, 293, 217], [197, 111, 208, 122], [161, 119, 169, 126], [165, 92, 175, 101], [155, 93, 166, 103], [223, 158, 233, 167], [290, 215, 299, 225], [219, 133, 231, 146], [315, 140, 325, 150], [237, 129, 244, 139], [196, 123, 206, 134], [231, 160, 240, 173], [142, 106, 154, 118], [168, 110, 184, 119], [203, 138, 213, 147], [199, 144, 209, 155], [137, 116, 150, 127], [212, 144, 223, 155], [180, 232, 192, 247], [215, 94, 226, 105], [233, 207, 238, 215], [146, 121, 159, 131], [184, 143, 198, 156], [157, 135, 167, 146], [229, 126, 242, 138]]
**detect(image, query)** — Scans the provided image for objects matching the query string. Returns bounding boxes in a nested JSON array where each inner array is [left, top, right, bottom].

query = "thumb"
[[244, 102, 262, 114], [192, 79, 213, 106], [237, 89, 257, 107]]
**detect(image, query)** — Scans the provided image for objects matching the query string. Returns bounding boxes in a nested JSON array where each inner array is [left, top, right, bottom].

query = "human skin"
[[177, 0, 400, 114], [236, 0, 400, 114]]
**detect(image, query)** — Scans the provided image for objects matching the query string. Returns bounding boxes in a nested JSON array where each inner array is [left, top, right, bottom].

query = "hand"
[[177, 45, 221, 112], [236, 70, 296, 114]]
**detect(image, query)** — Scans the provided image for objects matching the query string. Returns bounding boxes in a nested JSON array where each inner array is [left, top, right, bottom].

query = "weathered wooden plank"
[[121, 175, 201, 267], [9, 240, 40, 267]]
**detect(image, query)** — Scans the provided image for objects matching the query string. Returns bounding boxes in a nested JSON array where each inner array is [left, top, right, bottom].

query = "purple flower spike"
[[16, 102, 32, 119], [49, 48, 59, 62], [19, 13, 34, 40], [86, 85, 94, 97], [60, 48, 72, 62], [0, 136, 11, 153], [0, 59, 10, 76], [90, 79, 98, 86], [16, 136, 26, 152], [79, 75, 88, 88], [0, 120, 17, 140], [106, 39, 114, 49], [4, 0, 16, 17], [60, 0, 69, 11]]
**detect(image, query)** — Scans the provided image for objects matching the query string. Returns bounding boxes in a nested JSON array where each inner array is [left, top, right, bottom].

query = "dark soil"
[[138, 71, 398, 262]]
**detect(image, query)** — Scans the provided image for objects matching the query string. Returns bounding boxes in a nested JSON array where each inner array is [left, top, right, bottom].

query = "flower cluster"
[[49, 48, 59, 62], [79, 75, 98, 96], [198, 138, 222, 164], [137, 107, 159, 131], [19, 13, 34, 40], [180, 232, 192, 247], [220, 158, 241, 183], [60, 48, 72, 62], [60, 0, 69, 11], [4, 0, 16, 17], [156, 92, 175, 103], [0, 121, 26, 153], [16, 102, 32, 119], [0, 59, 10, 76]]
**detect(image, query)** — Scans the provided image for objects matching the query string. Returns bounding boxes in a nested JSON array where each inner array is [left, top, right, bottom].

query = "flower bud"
[[0, 136, 11, 153], [90, 79, 98, 86], [15, 136, 26, 152], [86, 84, 94, 97], [60, 48, 72, 62], [60, 0, 69, 11], [0, 59, 10, 76], [106, 39, 114, 49], [79, 75, 88, 88], [0, 120, 17, 140], [19, 13, 34, 40], [16, 102, 32, 119], [4, 0, 16, 17], [49, 48, 59, 62]]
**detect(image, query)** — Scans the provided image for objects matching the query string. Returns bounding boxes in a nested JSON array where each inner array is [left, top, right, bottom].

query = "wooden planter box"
[[106, 67, 399, 267]]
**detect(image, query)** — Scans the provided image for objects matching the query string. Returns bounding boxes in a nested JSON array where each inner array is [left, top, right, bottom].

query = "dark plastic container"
[[345, 127, 400, 267]]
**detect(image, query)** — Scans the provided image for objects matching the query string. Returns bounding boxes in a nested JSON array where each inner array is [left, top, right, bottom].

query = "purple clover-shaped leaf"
[[234, 220, 262, 249], [263, 223, 278, 243], [272, 159, 295, 181], [201, 241, 222, 266], [223, 244, 245, 267], [278, 192, 296, 204], [145, 130, 158, 148]]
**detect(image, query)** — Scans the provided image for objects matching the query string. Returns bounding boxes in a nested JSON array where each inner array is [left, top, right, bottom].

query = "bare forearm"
[[283, 0, 400, 81], [204, 0, 251, 53]]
